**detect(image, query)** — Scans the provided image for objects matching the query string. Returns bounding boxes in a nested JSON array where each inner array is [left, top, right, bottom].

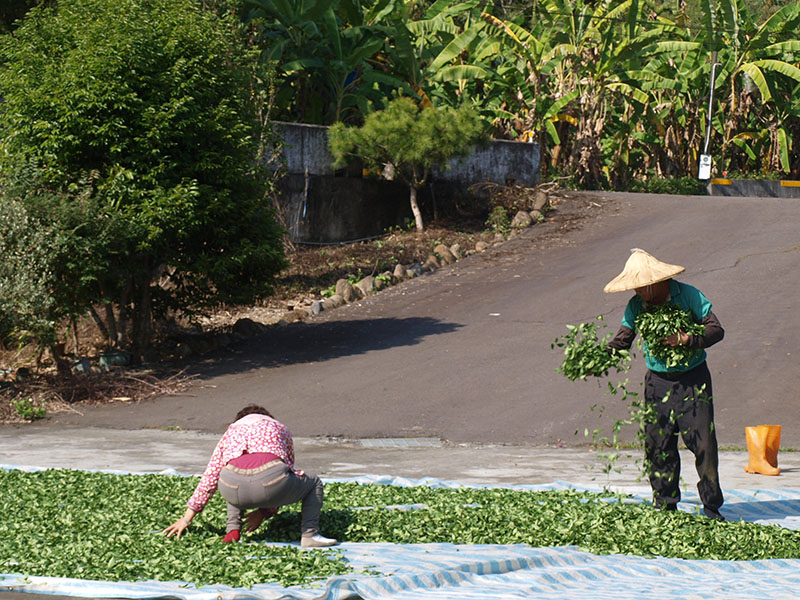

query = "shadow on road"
[[186, 316, 463, 378]]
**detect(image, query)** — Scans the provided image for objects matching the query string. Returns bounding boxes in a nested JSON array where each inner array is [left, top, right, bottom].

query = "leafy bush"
[[722, 170, 782, 181], [329, 97, 486, 231], [11, 397, 46, 421], [629, 177, 708, 196], [0, 197, 61, 348], [485, 206, 511, 236], [0, 0, 286, 361]]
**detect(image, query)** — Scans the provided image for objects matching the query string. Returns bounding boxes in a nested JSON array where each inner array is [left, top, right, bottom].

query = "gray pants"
[[218, 460, 324, 536]]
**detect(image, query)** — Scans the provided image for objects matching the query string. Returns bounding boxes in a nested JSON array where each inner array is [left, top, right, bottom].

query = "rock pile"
[[273, 195, 551, 324]]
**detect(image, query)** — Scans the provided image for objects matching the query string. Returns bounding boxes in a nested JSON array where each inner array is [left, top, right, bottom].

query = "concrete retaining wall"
[[278, 173, 413, 245], [709, 178, 800, 198], [275, 122, 335, 176], [273, 121, 540, 186], [272, 121, 541, 243]]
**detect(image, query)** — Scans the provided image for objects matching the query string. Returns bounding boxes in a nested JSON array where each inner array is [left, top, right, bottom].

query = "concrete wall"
[[272, 121, 541, 243], [432, 139, 540, 188], [274, 122, 335, 176], [278, 173, 412, 244], [709, 178, 800, 198]]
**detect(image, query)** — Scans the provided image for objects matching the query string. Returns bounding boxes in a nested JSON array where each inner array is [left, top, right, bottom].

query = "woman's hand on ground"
[[163, 508, 196, 539], [163, 517, 190, 539]]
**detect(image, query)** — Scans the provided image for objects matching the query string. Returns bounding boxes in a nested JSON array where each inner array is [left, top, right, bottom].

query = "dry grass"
[[0, 369, 195, 424]]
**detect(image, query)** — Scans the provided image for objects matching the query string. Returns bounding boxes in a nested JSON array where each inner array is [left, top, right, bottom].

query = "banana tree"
[[379, 0, 489, 109], [536, 0, 653, 186], [244, 0, 392, 124], [704, 0, 800, 173], [632, 19, 708, 178]]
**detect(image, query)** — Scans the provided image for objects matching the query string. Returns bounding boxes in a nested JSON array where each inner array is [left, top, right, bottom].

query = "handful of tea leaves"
[[634, 302, 705, 369], [552, 316, 631, 381]]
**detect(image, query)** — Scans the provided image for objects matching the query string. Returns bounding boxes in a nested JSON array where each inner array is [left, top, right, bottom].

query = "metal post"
[[698, 51, 720, 179], [703, 51, 719, 155]]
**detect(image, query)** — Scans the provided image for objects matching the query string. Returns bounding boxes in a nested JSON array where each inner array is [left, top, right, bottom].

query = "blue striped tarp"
[[7, 543, 800, 600], [3, 467, 800, 600]]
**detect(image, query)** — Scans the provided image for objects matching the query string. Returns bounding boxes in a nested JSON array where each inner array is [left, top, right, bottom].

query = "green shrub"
[[485, 206, 511, 235], [11, 397, 46, 421], [629, 176, 708, 196], [0, 197, 61, 348]]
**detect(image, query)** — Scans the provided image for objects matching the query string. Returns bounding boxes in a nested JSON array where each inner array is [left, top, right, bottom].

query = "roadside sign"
[[698, 154, 712, 180], [697, 154, 711, 179]]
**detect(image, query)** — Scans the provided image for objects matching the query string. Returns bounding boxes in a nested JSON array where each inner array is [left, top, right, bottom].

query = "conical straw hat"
[[603, 249, 684, 293]]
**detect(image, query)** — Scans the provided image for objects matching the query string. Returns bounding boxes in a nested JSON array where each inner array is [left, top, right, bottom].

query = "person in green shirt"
[[605, 249, 725, 520]]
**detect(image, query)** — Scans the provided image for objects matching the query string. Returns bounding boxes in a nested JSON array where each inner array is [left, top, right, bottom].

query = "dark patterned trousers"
[[644, 361, 724, 512]]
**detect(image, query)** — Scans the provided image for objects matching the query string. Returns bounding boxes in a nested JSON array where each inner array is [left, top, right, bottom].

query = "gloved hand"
[[222, 529, 240, 543]]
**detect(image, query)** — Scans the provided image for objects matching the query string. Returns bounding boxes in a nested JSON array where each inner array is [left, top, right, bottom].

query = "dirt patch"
[[0, 190, 612, 423]]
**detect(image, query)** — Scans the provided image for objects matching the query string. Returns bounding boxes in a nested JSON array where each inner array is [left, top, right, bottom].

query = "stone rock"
[[533, 190, 549, 211], [98, 351, 130, 368], [433, 244, 456, 265], [493, 232, 505, 242], [450, 244, 463, 260], [322, 294, 343, 310], [215, 333, 232, 347], [408, 262, 424, 277], [281, 311, 303, 324], [374, 271, 393, 290], [475, 240, 489, 252], [310, 300, 324, 315], [511, 210, 532, 228], [423, 254, 440, 271], [393, 263, 406, 279], [529, 209, 544, 223], [232, 317, 266, 337], [335, 278, 359, 303], [330, 294, 345, 307], [357, 275, 375, 296], [72, 358, 93, 374]]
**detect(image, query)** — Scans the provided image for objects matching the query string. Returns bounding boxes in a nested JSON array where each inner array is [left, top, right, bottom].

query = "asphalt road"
[[37, 191, 800, 447]]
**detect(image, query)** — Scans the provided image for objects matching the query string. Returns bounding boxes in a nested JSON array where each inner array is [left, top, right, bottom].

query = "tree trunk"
[[117, 282, 131, 348], [49, 344, 72, 378], [70, 316, 80, 355], [88, 305, 110, 343], [130, 282, 152, 365], [105, 303, 119, 347], [409, 185, 424, 231]]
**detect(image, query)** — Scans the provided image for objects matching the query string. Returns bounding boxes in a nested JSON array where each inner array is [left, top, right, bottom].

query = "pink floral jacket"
[[187, 414, 295, 512]]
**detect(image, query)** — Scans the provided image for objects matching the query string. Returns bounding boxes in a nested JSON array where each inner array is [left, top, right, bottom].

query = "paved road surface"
[[34, 191, 800, 448]]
